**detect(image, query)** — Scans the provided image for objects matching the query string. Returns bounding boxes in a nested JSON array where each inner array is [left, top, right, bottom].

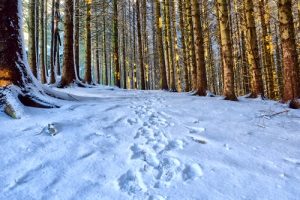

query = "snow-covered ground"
[[0, 86, 300, 200]]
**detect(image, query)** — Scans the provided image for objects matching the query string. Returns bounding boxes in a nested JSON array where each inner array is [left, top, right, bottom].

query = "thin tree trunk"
[[136, 0, 146, 90], [29, 0, 38, 78], [49, 0, 56, 84], [84, 0, 92, 84], [155, 0, 168, 90], [178, 0, 189, 92], [113, 0, 121, 87], [74, 0, 80, 79], [39, 0, 47, 83]]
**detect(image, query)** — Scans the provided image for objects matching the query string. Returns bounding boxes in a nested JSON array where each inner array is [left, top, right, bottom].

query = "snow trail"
[[0, 87, 300, 200]]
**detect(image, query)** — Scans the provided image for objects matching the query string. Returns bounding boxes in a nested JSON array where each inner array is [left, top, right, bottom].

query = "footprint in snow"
[[156, 157, 182, 184], [185, 126, 206, 134], [283, 158, 300, 166], [182, 163, 203, 181], [165, 139, 185, 151], [77, 151, 95, 161], [118, 170, 147, 195], [127, 118, 138, 126], [148, 194, 166, 200], [130, 144, 160, 167]]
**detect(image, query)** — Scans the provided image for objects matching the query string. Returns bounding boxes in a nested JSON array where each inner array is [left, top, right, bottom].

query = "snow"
[[0, 86, 300, 200]]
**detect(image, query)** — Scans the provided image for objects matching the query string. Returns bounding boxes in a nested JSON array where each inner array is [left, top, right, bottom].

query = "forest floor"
[[0, 86, 300, 200]]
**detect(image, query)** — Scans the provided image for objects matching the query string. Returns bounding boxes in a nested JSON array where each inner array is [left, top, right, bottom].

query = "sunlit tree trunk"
[[170, 0, 181, 92], [191, 0, 207, 96], [216, 0, 238, 101], [186, 0, 197, 91], [244, 0, 264, 98], [259, 0, 275, 99], [178, 0, 189, 92]]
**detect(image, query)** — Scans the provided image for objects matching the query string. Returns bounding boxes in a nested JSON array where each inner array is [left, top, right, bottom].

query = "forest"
[[0, 0, 300, 199]]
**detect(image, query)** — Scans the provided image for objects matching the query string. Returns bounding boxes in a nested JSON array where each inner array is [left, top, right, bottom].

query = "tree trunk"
[[191, 0, 207, 96], [136, 0, 146, 90], [59, 0, 78, 87], [74, 0, 80, 79], [170, 0, 180, 92], [259, 0, 275, 99], [122, 1, 127, 89], [84, 0, 92, 84], [244, 0, 264, 98], [178, 0, 189, 92], [155, 0, 168, 90], [28, 0, 38, 78], [50, 0, 56, 84], [216, 0, 238, 101], [186, 0, 197, 91], [278, 0, 300, 108], [113, 0, 121, 87], [39, 0, 47, 84]]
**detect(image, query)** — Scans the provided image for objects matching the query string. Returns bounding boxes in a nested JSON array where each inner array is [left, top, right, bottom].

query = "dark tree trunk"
[[28, 0, 38, 78], [113, 0, 121, 87], [84, 0, 92, 84], [0, 0, 59, 108], [74, 0, 80, 79], [50, 0, 56, 84], [59, 0, 78, 87]]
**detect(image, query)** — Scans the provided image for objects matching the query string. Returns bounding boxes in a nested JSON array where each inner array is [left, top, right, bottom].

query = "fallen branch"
[[260, 110, 289, 118]]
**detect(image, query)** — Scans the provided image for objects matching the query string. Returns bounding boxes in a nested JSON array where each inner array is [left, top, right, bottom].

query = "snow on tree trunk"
[[0, 0, 73, 114]]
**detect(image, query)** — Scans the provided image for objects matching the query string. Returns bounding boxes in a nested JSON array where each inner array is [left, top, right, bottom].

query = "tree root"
[[1, 86, 61, 118], [56, 80, 88, 89], [18, 93, 59, 108], [289, 99, 300, 109]]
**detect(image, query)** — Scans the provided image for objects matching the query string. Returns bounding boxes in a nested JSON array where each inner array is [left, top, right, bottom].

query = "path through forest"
[[0, 86, 300, 199]]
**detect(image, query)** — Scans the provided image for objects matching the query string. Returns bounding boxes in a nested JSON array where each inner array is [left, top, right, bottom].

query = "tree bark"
[[28, 0, 38, 78], [0, 0, 59, 108], [178, 0, 189, 92], [136, 0, 146, 90], [113, 0, 121, 87], [244, 0, 264, 98], [39, 0, 47, 84], [50, 0, 56, 84], [74, 0, 80, 79], [59, 0, 78, 87], [155, 0, 168, 90], [216, 0, 238, 101], [84, 0, 92, 84], [191, 0, 207, 96], [278, 0, 300, 107]]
